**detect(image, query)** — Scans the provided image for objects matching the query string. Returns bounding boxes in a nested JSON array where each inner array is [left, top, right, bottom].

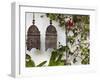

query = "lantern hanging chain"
[[32, 12, 35, 24], [33, 12, 35, 20]]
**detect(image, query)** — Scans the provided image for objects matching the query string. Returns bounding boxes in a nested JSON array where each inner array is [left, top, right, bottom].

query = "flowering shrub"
[[47, 14, 90, 65]]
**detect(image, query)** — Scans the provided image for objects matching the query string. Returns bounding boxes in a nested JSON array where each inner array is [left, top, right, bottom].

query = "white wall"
[[0, 0, 100, 80], [26, 12, 66, 65]]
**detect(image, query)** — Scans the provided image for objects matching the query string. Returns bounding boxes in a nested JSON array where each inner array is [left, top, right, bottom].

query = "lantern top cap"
[[32, 19, 35, 24], [50, 20, 52, 25]]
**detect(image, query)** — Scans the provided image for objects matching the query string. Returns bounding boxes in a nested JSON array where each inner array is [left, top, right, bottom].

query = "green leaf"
[[82, 16, 89, 24], [56, 54, 63, 63], [48, 51, 58, 66], [26, 59, 35, 67], [26, 54, 31, 59], [81, 57, 89, 64], [67, 36, 75, 44], [37, 61, 47, 67]]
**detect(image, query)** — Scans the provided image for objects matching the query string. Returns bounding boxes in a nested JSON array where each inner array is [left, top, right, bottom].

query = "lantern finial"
[[50, 20, 52, 25], [32, 20, 35, 24]]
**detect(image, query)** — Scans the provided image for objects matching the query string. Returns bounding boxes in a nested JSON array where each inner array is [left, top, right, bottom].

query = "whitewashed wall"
[[26, 13, 66, 65]]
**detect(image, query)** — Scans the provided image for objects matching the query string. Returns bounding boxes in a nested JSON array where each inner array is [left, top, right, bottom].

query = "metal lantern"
[[45, 20, 57, 50], [26, 13, 40, 51]]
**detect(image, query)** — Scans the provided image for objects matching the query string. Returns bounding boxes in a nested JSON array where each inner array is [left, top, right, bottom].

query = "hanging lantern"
[[45, 20, 57, 50], [26, 13, 40, 51]]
